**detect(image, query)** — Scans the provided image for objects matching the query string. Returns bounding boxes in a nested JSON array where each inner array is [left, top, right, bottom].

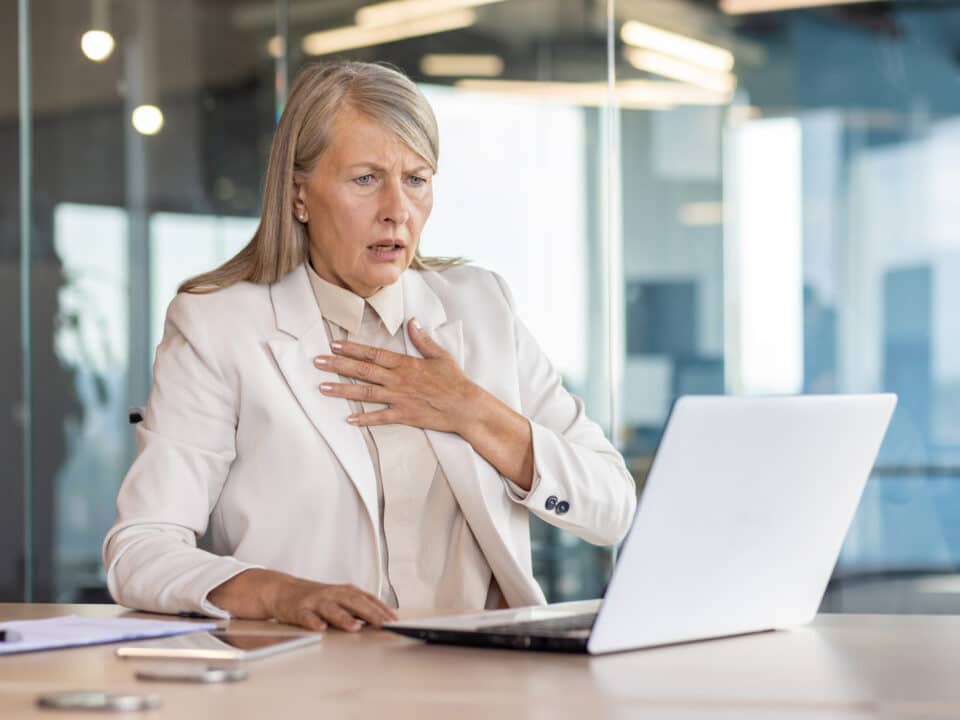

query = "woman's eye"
[[354, 174, 375, 186], [408, 175, 428, 186]]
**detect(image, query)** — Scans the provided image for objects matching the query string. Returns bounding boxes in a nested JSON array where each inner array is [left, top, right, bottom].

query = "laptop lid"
[[587, 393, 896, 654]]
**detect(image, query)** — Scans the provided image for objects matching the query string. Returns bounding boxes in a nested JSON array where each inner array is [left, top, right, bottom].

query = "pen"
[[0, 629, 22, 642]]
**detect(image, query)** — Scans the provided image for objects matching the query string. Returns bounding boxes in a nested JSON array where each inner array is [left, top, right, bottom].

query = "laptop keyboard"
[[480, 612, 598, 636]]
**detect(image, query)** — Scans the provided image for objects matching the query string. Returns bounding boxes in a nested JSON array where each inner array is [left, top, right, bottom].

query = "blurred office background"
[[3, 0, 960, 612]]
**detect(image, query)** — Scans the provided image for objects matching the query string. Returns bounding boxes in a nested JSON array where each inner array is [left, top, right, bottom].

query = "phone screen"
[[117, 630, 322, 661], [210, 631, 312, 651]]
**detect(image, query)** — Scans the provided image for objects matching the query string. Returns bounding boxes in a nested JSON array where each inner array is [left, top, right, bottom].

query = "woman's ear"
[[292, 182, 308, 223]]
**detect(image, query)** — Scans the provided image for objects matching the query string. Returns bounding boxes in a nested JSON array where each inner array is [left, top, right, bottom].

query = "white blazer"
[[103, 264, 637, 617]]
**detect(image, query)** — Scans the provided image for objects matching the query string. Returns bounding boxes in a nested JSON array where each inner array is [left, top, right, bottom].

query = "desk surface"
[[1, 603, 958, 719]]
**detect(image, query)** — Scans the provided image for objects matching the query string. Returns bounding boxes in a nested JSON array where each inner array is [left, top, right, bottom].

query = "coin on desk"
[[37, 690, 161, 712]]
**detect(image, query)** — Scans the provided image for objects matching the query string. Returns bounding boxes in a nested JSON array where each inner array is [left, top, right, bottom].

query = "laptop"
[[384, 393, 897, 654]]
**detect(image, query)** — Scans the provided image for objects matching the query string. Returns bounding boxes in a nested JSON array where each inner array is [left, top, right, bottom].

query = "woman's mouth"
[[367, 241, 405, 262]]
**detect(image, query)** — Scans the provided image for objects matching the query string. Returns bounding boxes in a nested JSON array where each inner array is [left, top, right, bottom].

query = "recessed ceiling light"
[[131, 105, 164, 136], [81, 30, 115, 62]]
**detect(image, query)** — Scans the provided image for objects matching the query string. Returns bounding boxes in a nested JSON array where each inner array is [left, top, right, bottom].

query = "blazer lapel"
[[267, 266, 380, 539], [399, 269, 455, 358], [403, 271, 544, 607]]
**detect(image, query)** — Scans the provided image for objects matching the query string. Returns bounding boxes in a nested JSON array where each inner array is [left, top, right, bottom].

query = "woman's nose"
[[380, 181, 410, 225]]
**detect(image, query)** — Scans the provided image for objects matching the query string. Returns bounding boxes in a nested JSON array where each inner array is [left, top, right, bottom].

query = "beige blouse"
[[307, 265, 502, 610]]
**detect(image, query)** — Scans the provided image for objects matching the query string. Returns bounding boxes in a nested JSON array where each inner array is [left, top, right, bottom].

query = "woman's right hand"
[[208, 568, 397, 631], [268, 575, 398, 631]]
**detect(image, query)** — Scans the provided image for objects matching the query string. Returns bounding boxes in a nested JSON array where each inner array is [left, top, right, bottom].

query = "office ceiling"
[[1, 0, 953, 122]]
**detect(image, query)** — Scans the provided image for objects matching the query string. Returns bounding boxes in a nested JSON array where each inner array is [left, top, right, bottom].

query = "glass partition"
[[16, 0, 278, 601], [10, 0, 960, 613], [614, 0, 960, 613], [2, 0, 26, 602], [12, 0, 618, 604]]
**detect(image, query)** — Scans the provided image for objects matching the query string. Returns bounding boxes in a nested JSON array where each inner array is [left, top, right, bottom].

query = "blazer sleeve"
[[102, 293, 261, 618], [492, 273, 637, 546]]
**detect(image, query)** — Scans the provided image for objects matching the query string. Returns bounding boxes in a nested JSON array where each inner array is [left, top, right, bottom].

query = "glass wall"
[[7, 0, 960, 613], [2, 1, 26, 602], [10, 0, 280, 602], [613, 0, 960, 613], [8, 0, 618, 603]]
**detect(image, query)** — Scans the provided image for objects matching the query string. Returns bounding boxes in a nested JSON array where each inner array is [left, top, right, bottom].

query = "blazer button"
[[545, 495, 558, 511], [555, 501, 570, 515]]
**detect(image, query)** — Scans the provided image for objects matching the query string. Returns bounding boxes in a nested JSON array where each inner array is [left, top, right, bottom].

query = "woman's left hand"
[[315, 318, 479, 434]]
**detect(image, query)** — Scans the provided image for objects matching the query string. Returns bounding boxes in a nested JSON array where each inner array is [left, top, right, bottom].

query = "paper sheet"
[[0, 615, 217, 655]]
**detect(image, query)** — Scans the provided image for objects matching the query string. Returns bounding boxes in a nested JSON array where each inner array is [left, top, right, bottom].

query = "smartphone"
[[116, 630, 322, 661], [135, 664, 248, 683]]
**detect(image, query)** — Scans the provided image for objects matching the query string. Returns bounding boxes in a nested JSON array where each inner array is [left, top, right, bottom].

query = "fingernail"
[[411, 318, 422, 331], [350, 621, 362, 631], [346, 416, 359, 424], [330, 341, 343, 350], [320, 383, 333, 392], [314, 357, 329, 366]]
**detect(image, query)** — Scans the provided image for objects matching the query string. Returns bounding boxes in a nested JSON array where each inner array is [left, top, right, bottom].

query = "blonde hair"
[[180, 61, 461, 294]]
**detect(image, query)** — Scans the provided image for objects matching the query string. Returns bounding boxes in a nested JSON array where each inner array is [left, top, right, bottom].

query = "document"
[[0, 615, 217, 655]]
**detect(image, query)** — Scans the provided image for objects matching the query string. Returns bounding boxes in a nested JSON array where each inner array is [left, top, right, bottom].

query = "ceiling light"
[[267, 35, 285, 59], [82, 0, 114, 62], [721, 0, 874, 13], [626, 48, 736, 94], [420, 54, 504, 77], [302, 10, 476, 56], [356, 0, 506, 27], [456, 80, 659, 109], [621, 21, 734, 73], [455, 79, 733, 110], [81, 29, 115, 62], [131, 105, 164, 136]]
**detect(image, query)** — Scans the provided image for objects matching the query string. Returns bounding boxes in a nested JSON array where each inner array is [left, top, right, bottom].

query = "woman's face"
[[295, 106, 434, 298]]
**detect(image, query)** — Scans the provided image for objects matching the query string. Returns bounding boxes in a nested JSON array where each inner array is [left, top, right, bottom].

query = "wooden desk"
[[1, 603, 958, 719]]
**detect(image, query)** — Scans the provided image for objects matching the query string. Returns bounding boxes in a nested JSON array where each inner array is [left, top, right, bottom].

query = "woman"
[[103, 61, 636, 632]]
